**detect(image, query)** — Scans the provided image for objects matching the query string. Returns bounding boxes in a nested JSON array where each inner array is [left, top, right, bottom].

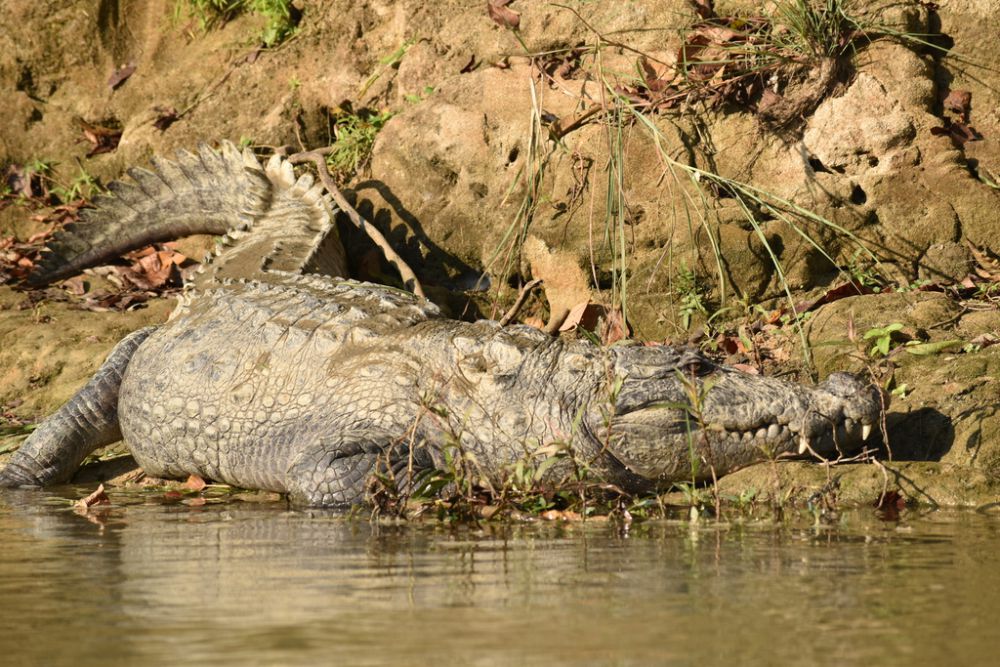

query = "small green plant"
[[675, 263, 709, 330], [974, 281, 1000, 300], [175, 0, 299, 47], [773, 0, 863, 59], [6, 159, 103, 204], [324, 109, 393, 182], [358, 40, 416, 99], [24, 158, 54, 179], [404, 86, 435, 104], [51, 168, 101, 202], [895, 278, 930, 293], [725, 487, 759, 511], [863, 322, 903, 357], [845, 250, 887, 291]]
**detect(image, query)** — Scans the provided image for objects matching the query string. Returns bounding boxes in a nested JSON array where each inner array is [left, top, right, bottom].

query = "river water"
[[2, 488, 999, 667]]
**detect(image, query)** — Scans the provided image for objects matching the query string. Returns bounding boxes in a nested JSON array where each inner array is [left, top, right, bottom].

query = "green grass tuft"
[[175, 0, 299, 47]]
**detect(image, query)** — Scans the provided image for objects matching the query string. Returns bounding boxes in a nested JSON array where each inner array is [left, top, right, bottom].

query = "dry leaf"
[[184, 474, 207, 491], [966, 240, 1000, 281], [79, 120, 122, 158], [930, 119, 980, 146], [639, 56, 675, 92], [487, 0, 520, 30], [62, 276, 87, 295], [108, 62, 136, 90], [943, 89, 971, 121], [602, 308, 629, 345], [559, 301, 598, 332], [969, 333, 999, 348]]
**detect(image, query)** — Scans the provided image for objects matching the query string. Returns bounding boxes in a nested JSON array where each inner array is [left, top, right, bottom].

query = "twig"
[[498, 278, 542, 326], [547, 103, 605, 140], [543, 308, 570, 336], [287, 149, 426, 299]]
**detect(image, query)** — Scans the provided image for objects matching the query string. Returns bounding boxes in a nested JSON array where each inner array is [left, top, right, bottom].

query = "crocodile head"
[[591, 345, 882, 483]]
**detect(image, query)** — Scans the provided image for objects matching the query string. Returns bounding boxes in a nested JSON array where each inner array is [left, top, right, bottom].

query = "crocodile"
[[0, 143, 881, 506]]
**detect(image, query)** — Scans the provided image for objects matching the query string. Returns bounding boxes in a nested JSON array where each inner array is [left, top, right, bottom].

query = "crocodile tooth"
[[767, 423, 780, 440], [862, 424, 873, 441], [798, 433, 810, 455]]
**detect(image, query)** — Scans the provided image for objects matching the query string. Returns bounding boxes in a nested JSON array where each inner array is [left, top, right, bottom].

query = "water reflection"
[[1, 489, 999, 666]]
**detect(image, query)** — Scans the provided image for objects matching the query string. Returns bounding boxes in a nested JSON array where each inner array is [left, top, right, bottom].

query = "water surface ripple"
[[2, 489, 999, 666]]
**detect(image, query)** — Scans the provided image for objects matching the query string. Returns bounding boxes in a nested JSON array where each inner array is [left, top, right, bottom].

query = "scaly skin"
[[0, 144, 883, 506], [0, 272, 881, 505]]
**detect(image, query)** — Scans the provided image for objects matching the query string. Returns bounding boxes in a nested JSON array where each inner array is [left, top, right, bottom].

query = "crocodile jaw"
[[598, 368, 882, 483]]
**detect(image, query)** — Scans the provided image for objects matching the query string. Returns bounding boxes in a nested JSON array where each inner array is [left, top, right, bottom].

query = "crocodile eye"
[[684, 358, 710, 376]]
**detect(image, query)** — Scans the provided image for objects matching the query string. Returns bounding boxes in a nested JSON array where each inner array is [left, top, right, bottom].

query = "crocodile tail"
[[0, 326, 156, 487], [26, 142, 274, 286], [199, 154, 349, 284]]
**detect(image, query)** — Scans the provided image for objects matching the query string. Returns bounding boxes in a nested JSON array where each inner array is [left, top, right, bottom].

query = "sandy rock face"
[[803, 73, 917, 172]]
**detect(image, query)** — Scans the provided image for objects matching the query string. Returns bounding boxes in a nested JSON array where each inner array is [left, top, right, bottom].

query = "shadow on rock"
[[885, 407, 954, 461], [350, 180, 490, 301]]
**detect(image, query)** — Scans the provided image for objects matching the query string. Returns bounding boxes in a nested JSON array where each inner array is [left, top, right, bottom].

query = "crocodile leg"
[[284, 430, 411, 507], [0, 327, 157, 488]]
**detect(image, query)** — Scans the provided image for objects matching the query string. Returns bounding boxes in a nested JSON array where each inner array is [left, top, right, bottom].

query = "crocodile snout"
[[797, 372, 883, 456]]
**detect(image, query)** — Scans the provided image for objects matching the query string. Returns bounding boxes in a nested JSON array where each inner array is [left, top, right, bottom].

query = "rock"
[[919, 242, 973, 283]]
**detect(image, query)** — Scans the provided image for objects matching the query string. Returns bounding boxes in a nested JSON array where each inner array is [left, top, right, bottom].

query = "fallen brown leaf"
[[108, 62, 136, 90], [969, 333, 999, 348], [639, 56, 675, 93], [874, 489, 906, 520], [487, 0, 520, 30], [942, 89, 971, 122], [930, 119, 980, 146], [62, 276, 87, 295], [118, 245, 189, 290], [184, 474, 207, 491], [559, 301, 599, 332], [79, 120, 122, 158], [601, 308, 629, 345], [966, 240, 1000, 281]]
